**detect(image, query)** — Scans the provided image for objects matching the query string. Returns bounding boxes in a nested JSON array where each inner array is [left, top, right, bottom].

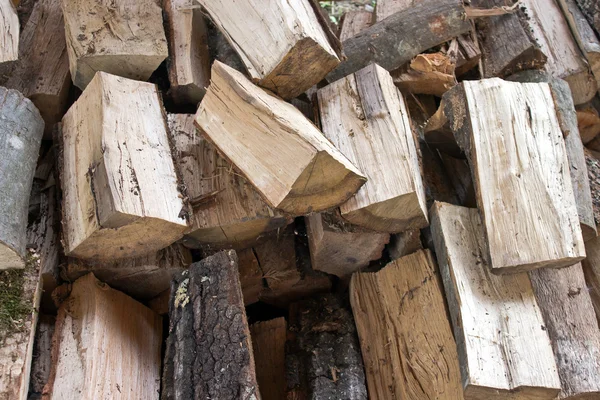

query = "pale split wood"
[[582, 235, 600, 324], [350, 249, 464, 400], [374, 0, 422, 22], [338, 10, 372, 41], [317, 64, 428, 232], [60, 0, 168, 89], [392, 52, 457, 97], [168, 113, 290, 249], [429, 202, 562, 399], [60, 72, 188, 261], [250, 318, 287, 400], [198, 0, 340, 100], [0, 0, 18, 64], [43, 273, 163, 399], [195, 61, 366, 215]]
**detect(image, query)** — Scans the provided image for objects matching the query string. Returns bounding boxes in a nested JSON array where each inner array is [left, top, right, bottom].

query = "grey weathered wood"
[[0, 87, 44, 270], [575, 0, 600, 35], [326, 0, 471, 82]]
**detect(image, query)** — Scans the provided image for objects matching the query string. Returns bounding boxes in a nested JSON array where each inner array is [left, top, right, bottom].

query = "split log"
[[374, 0, 420, 21], [431, 79, 585, 273], [237, 248, 264, 306], [338, 10, 372, 41], [575, 0, 600, 35], [392, 52, 457, 97], [28, 314, 55, 399], [250, 318, 286, 400], [582, 235, 600, 323], [529, 264, 600, 399], [0, 0, 18, 64], [168, 113, 290, 249], [430, 202, 561, 399], [326, 0, 471, 82], [65, 244, 191, 301], [162, 250, 260, 400], [198, 0, 340, 100], [164, 0, 210, 105], [0, 253, 42, 400], [305, 212, 389, 278], [195, 61, 366, 215], [577, 101, 600, 144], [60, 72, 188, 261], [0, 87, 44, 270], [453, 33, 482, 77], [387, 228, 422, 260], [60, 0, 168, 89], [5, 0, 70, 138], [317, 64, 428, 232], [286, 294, 368, 400], [43, 273, 162, 399], [350, 249, 463, 399]]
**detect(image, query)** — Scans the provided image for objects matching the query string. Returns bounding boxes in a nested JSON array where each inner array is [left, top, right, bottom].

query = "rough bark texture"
[[0, 87, 44, 270], [28, 314, 55, 400], [286, 294, 367, 400], [575, 0, 600, 35], [162, 250, 260, 400]]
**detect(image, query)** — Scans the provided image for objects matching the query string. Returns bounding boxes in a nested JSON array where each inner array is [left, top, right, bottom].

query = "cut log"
[[575, 0, 600, 35], [238, 248, 264, 306], [0, 87, 44, 270], [430, 202, 561, 399], [305, 212, 389, 278], [350, 249, 464, 400], [374, 0, 420, 21], [168, 113, 290, 249], [65, 244, 191, 301], [392, 52, 457, 97], [529, 264, 600, 399], [43, 273, 162, 399], [582, 235, 600, 323], [164, 0, 210, 105], [387, 228, 422, 260], [318, 64, 428, 232], [508, 70, 597, 241], [60, 0, 168, 89], [577, 101, 600, 144], [0, 0, 18, 64], [250, 318, 286, 400], [338, 10, 372, 41], [60, 72, 188, 261], [195, 61, 366, 215], [198, 0, 341, 100], [161, 250, 260, 400], [28, 314, 55, 399], [0, 252, 42, 400], [435, 79, 585, 273], [5, 0, 70, 138], [286, 294, 368, 399], [326, 0, 471, 82]]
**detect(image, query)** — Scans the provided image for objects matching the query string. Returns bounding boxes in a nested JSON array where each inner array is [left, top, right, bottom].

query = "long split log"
[[0, 0, 18, 65]]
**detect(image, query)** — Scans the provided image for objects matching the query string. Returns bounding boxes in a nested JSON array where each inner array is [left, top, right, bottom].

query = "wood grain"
[[250, 318, 286, 400], [338, 10, 372, 41], [374, 0, 422, 21], [0, 0, 18, 64]]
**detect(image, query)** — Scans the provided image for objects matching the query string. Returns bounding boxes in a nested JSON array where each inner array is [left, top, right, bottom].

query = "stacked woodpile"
[[3, 0, 600, 399]]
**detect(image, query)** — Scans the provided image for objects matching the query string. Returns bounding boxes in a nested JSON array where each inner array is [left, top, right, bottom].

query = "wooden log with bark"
[[305, 212, 389, 278], [326, 0, 472, 82], [0, 87, 44, 270], [195, 61, 366, 215], [350, 249, 464, 399], [0, 0, 18, 65], [317, 64, 428, 232], [162, 250, 260, 400], [430, 202, 562, 399], [60, 0, 168, 89], [43, 273, 163, 399], [164, 0, 210, 105], [529, 264, 600, 399], [374, 0, 420, 21], [286, 294, 368, 399], [250, 318, 286, 400], [198, 0, 341, 100], [168, 113, 290, 249], [28, 314, 55, 399], [4, 0, 70, 138], [428, 79, 585, 273], [453, 33, 482, 77], [338, 10, 372, 41], [60, 72, 188, 261], [582, 235, 600, 323]]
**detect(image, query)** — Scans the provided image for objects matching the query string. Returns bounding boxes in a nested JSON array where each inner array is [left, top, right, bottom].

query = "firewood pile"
[[3, 0, 600, 398]]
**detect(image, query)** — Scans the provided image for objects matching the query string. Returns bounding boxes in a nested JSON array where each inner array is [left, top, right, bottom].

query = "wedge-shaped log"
[[195, 61, 366, 215], [61, 0, 168, 89], [43, 273, 162, 399], [305, 212, 389, 278], [169, 113, 290, 248], [60, 72, 188, 261], [530, 264, 600, 399], [250, 318, 286, 400], [0, 88, 44, 270], [318, 64, 428, 232], [430, 202, 561, 399], [198, 0, 340, 100], [164, 0, 210, 105], [431, 79, 585, 273], [162, 251, 260, 399], [5, 0, 70, 137], [338, 10, 372, 41], [0, 0, 18, 64], [350, 249, 464, 399]]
